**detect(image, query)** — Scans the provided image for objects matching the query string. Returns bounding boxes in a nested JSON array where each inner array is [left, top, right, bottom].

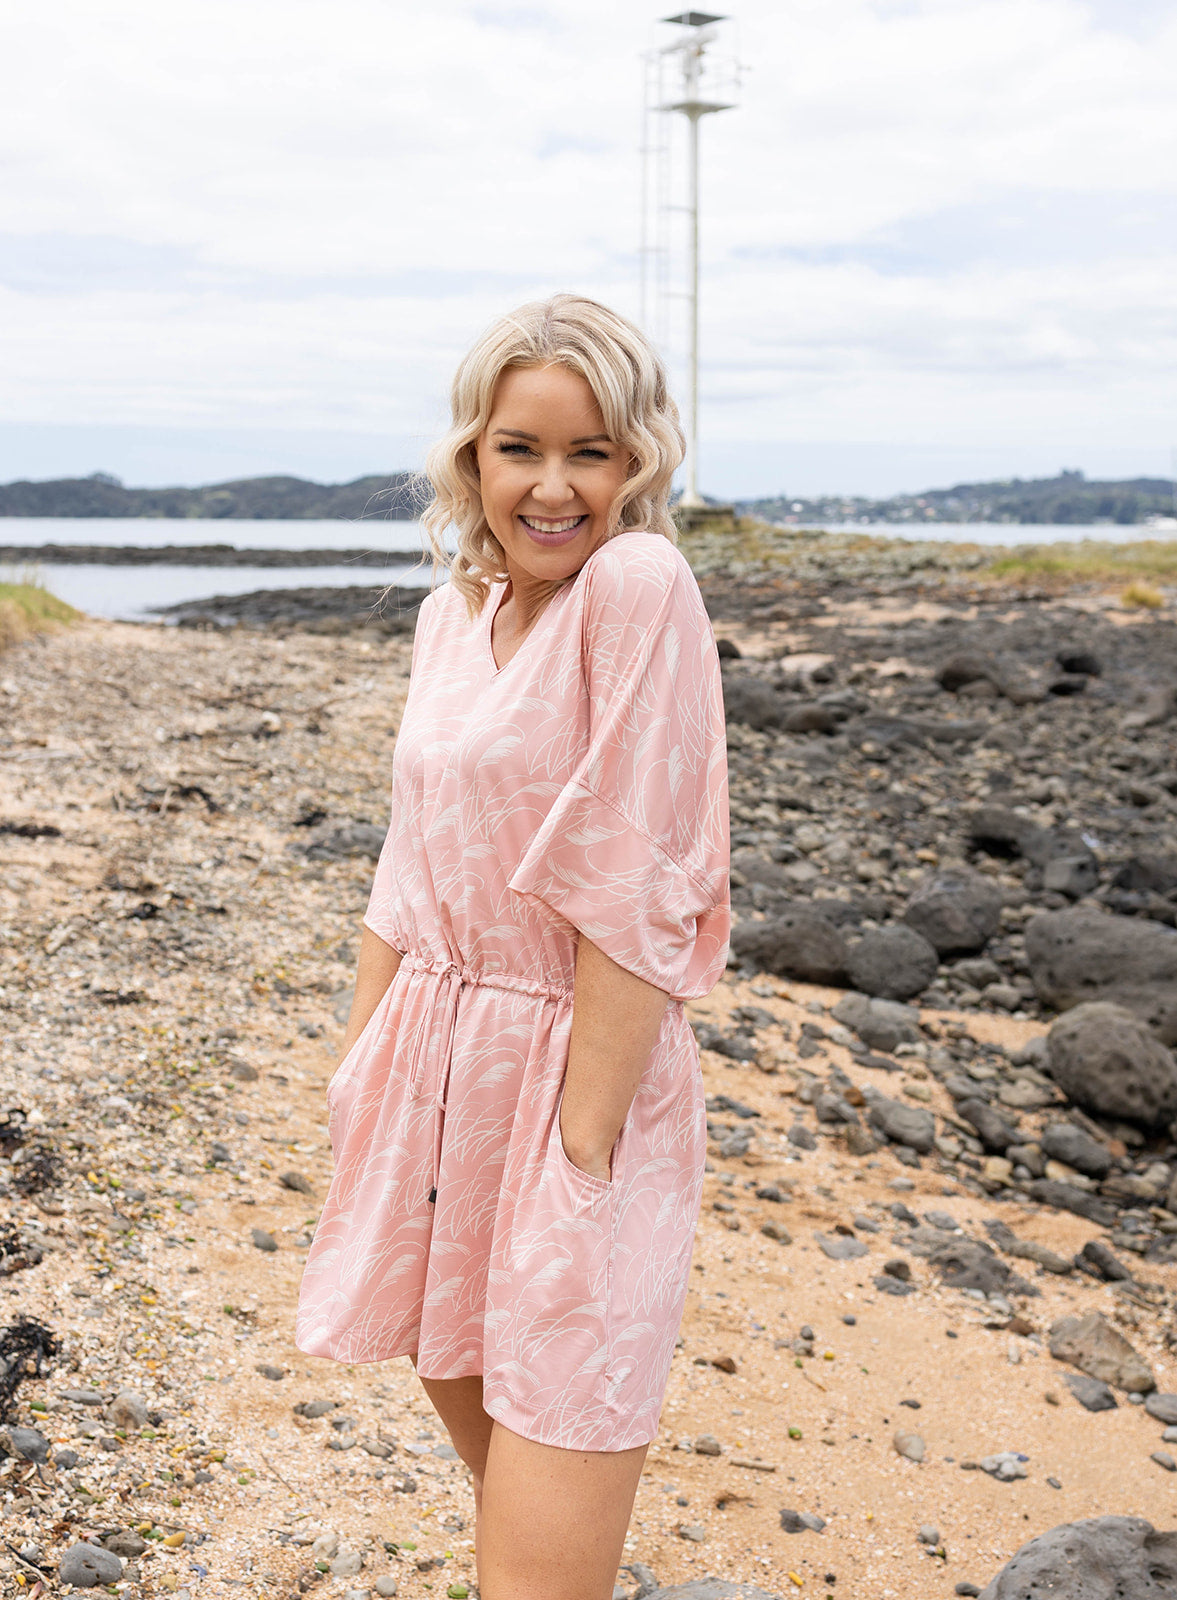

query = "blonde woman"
[[297, 295, 730, 1600]]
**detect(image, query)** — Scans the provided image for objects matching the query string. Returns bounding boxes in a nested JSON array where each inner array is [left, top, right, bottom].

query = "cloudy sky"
[[2, 0, 1175, 498]]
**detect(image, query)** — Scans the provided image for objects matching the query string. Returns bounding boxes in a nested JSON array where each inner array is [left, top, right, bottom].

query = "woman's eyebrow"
[[491, 428, 613, 445]]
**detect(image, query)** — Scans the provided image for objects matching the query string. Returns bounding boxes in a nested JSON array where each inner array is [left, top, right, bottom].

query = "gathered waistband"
[[399, 951, 572, 1004]]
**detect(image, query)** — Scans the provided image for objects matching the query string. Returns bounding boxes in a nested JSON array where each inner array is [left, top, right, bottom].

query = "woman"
[[296, 294, 730, 1600]]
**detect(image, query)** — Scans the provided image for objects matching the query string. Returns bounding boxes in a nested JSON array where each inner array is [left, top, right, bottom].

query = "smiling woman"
[[296, 295, 731, 1600]]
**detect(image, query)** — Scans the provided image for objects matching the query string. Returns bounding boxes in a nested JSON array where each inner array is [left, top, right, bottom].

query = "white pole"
[[684, 105, 701, 507]]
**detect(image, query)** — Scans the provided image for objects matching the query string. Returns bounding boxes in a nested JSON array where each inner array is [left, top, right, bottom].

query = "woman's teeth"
[[520, 515, 585, 532]]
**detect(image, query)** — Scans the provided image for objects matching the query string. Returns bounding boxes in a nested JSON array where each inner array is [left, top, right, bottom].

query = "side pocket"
[[552, 1082, 614, 1195]]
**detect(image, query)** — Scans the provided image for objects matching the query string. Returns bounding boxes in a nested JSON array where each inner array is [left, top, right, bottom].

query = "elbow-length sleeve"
[[507, 534, 730, 999]]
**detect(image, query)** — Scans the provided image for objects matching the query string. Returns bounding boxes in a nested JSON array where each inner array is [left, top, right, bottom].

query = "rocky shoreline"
[[2, 558, 1177, 1600], [0, 546, 424, 570]]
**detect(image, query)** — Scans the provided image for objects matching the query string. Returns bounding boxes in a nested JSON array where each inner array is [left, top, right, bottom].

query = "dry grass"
[[0, 580, 81, 651], [1121, 579, 1165, 608], [984, 538, 1177, 590]]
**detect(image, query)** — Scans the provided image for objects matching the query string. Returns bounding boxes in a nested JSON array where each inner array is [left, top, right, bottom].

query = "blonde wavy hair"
[[421, 294, 685, 616]]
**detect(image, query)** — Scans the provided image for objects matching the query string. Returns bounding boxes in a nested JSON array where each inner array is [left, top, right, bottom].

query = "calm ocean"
[[2, 516, 1173, 622]]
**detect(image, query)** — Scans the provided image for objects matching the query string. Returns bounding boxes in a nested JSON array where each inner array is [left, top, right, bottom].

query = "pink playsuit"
[[295, 531, 730, 1451]]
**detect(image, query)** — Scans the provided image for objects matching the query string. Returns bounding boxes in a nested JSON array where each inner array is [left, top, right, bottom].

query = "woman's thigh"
[[416, 1373, 495, 1482], [479, 1425, 647, 1600]]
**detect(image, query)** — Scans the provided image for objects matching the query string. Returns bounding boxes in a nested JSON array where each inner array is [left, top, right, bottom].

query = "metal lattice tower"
[[641, 12, 739, 509]]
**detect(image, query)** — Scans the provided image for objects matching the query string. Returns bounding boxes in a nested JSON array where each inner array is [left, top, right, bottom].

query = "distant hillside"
[[0, 471, 421, 520], [740, 470, 1177, 527]]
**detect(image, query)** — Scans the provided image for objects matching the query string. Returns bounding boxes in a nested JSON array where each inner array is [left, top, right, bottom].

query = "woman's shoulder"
[[581, 530, 700, 619]]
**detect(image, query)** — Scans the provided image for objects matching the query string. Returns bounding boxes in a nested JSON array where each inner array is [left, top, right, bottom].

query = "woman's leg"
[[415, 1375, 495, 1573], [417, 1373, 645, 1600], [479, 1426, 647, 1600]]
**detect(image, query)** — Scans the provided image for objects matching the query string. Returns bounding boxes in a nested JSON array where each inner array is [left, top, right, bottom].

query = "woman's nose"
[[531, 458, 575, 507]]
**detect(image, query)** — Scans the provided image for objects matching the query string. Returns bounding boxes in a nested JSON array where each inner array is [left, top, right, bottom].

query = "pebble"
[[917, 1525, 940, 1546], [330, 1549, 364, 1576], [1064, 1373, 1117, 1412], [250, 1227, 279, 1252], [1150, 1451, 1177, 1472], [103, 1530, 147, 1557], [694, 1434, 723, 1456], [979, 1451, 1029, 1481], [106, 1390, 148, 1429], [374, 1580, 399, 1598], [893, 1431, 926, 1462], [295, 1399, 340, 1418], [816, 1231, 868, 1260], [58, 1541, 124, 1586], [780, 1509, 827, 1533], [678, 1524, 707, 1542], [1144, 1393, 1177, 1425]]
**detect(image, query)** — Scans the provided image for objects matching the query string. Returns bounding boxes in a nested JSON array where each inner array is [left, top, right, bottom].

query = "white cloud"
[[0, 0, 1175, 493]]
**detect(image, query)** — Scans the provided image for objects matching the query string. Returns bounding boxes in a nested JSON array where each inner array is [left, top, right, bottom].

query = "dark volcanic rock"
[[903, 869, 1003, 954], [938, 653, 996, 692], [1056, 647, 1102, 676], [783, 703, 839, 734], [1064, 1373, 1118, 1412], [1040, 1122, 1113, 1179], [1046, 1003, 1177, 1126], [830, 993, 922, 1052], [967, 805, 1044, 861], [977, 1516, 1177, 1599], [1026, 910, 1177, 1045], [846, 926, 938, 1000], [955, 1097, 1019, 1153], [722, 675, 784, 731], [1027, 1179, 1118, 1226], [1049, 1312, 1155, 1393], [867, 1094, 935, 1153], [928, 1238, 1010, 1296], [728, 909, 849, 984], [299, 822, 388, 862]]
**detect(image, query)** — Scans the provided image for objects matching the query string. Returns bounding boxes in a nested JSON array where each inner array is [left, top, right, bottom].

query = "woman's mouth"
[[518, 513, 588, 547]]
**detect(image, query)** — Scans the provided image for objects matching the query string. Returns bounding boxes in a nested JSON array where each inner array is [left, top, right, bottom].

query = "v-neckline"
[[485, 575, 574, 678]]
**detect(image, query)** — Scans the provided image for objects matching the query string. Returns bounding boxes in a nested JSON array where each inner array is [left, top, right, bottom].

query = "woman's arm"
[[338, 924, 403, 1061], [558, 934, 670, 1181]]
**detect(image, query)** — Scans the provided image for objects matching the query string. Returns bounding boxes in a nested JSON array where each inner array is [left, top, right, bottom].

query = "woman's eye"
[[578, 448, 610, 460], [496, 442, 534, 457]]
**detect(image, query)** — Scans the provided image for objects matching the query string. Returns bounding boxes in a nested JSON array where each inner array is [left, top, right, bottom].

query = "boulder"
[[867, 1094, 936, 1153], [1046, 1003, 1177, 1127], [967, 805, 1044, 861], [846, 926, 938, 1000], [1025, 910, 1177, 1045], [782, 703, 839, 734], [728, 910, 848, 984], [937, 653, 995, 692], [904, 869, 1003, 955], [1049, 1312, 1155, 1394], [722, 675, 784, 731], [1040, 1121, 1114, 1178], [300, 821, 387, 861], [830, 993, 922, 1053], [928, 1238, 1011, 1296], [955, 1098, 1019, 1153], [977, 1516, 1177, 1600]]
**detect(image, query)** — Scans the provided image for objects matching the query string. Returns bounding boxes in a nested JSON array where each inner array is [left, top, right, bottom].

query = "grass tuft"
[[0, 580, 81, 651], [1120, 579, 1165, 609]]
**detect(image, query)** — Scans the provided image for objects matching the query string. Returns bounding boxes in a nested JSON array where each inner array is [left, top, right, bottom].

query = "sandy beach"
[[3, 561, 1177, 1600]]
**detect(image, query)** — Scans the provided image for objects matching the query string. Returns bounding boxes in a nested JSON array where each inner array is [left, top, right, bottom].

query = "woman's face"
[[474, 363, 629, 589]]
